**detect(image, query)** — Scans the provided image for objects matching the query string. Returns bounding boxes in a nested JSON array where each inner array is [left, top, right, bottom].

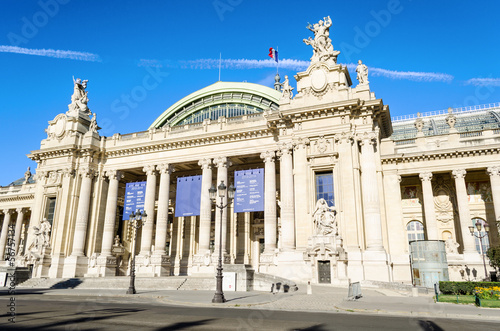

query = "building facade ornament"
[[419, 172, 433, 182], [157, 163, 174, 174], [105, 170, 124, 181], [414, 113, 424, 133], [356, 60, 369, 85], [487, 166, 500, 177], [142, 165, 157, 176], [445, 108, 457, 129], [303, 16, 339, 63], [260, 150, 276, 163], [67, 77, 90, 116], [452, 169, 466, 179], [312, 198, 337, 235], [198, 158, 212, 170]]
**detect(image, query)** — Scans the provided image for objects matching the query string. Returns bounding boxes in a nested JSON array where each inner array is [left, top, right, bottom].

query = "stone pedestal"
[[31, 247, 52, 278], [362, 250, 390, 282], [62, 255, 88, 278], [150, 254, 171, 276]]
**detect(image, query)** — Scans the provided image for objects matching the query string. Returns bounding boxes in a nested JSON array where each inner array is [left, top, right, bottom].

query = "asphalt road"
[[0, 295, 499, 330]]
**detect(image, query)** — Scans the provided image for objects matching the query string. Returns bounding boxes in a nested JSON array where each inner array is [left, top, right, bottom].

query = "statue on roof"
[[304, 16, 340, 63], [68, 77, 90, 116], [89, 113, 98, 133], [281, 75, 294, 99], [356, 60, 369, 85], [23, 167, 32, 184]]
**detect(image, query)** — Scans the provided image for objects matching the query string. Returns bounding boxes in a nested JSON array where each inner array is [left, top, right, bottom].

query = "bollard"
[[412, 285, 418, 297], [307, 281, 312, 295]]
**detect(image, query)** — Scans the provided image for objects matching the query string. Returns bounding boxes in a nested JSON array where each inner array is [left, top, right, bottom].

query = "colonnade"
[[0, 208, 29, 259]]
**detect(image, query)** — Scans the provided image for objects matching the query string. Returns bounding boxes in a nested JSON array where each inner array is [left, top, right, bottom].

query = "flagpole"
[[276, 46, 279, 74]]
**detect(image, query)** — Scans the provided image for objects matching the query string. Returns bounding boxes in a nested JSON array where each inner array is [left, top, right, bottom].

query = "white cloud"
[[366, 66, 454, 82], [465, 78, 500, 87], [0, 45, 101, 62]]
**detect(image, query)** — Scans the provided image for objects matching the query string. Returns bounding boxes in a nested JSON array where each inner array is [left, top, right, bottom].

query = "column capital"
[[397, 175, 402, 183], [157, 163, 175, 174], [419, 172, 433, 182], [487, 166, 500, 177], [260, 150, 276, 163], [33, 170, 48, 181], [143, 165, 157, 176], [62, 167, 75, 178], [2, 209, 13, 215], [198, 158, 212, 170], [79, 166, 96, 178], [105, 169, 124, 181], [452, 169, 466, 179], [15, 208, 25, 214], [276, 142, 293, 158], [292, 137, 310, 150], [214, 156, 232, 168], [356, 131, 377, 146]]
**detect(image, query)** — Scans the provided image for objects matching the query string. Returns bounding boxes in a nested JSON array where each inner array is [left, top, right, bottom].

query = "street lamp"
[[209, 180, 236, 303], [468, 220, 490, 280], [127, 209, 147, 294]]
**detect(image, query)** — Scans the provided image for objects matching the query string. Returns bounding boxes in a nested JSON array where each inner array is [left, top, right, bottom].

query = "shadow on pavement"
[[418, 320, 444, 331], [50, 278, 83, 289], [155, 318, 215, 330]]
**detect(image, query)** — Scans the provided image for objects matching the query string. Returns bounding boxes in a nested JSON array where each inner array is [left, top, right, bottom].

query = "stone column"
[[140, 165, 157, 255], [214, 156, 231, 256], [358, 135, 384, 251], [260, 151, 277, 253], [100, 170, 123, 256], [154, 164, 174, 256], [419, 172, 439, 241], [452, 169, 477, 254], [487, 166, 500, 224], [0, 210, 13, 260], [198, 158, 213, 255], [278, 143, 295, 251], [13, 208, 25, 255], [71, 167, 95, 257]]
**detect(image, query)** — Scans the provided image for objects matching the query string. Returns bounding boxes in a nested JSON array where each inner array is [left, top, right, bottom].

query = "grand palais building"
[[1, 19, 499, 288]]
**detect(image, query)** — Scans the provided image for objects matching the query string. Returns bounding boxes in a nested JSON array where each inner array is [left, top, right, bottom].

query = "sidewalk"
[[5, 284, 500, 322]]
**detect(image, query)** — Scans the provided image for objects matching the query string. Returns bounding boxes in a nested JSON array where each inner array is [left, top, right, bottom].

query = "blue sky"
[[1, 0, 500, 185]]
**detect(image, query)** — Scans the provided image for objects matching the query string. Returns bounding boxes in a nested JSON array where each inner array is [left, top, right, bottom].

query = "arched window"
[[406, 221, 425, 242], [471, 218, 490, 255]]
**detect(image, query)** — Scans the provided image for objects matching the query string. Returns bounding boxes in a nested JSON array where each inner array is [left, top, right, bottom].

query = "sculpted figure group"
[[312, 198, 337, 236]]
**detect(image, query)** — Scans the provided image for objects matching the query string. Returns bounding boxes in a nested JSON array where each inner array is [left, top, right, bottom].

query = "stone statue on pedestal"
[[356, 60, 369, 85], [24, 167, 32, 184], [303, 16, 340, 63], [68, 77, 90, 115], [281, 75, 294, 100], [312, 198, 337, 235], [89, 113, 98, 133]]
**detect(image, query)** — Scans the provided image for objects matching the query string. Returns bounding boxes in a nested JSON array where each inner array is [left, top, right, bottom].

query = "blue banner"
[[123, 181, 147, 220], [175, 175, 202, 217], [234, 169, 264, 213]]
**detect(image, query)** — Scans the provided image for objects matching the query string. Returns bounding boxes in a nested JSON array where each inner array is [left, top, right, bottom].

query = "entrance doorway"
[[318, 260, 331, 283]]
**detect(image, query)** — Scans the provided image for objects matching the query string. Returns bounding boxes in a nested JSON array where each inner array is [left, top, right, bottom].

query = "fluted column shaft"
[[261, 151, 277, 252], [0, 210, 13, 259], [154, 164, 174, 255], [487, 167, 500, 224], [359, 137, 384, 251], [140, 165, 157, 255], [278, 144, 295, 250], [101, 170, 123, 256], [13, 208, 25, 255], [419, 172, 438, 240], [198, 159, 213, 254], [215, 156, 231, 255], [452, 169, 477, 254], [71, 168, 94, 256]]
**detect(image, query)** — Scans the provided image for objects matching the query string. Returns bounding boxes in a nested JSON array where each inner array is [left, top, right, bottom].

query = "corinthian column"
[[419, 172, 438, 240], [154, 163, 174, 255], [358, 135, 384, 251], [140, 165, 157, 255], [101, 170, 123, 256], [487, 166, 500, 224], [71, 167, 95, 256], [198, 158, 213, 254], [0, 210, 13, 260], [260, 151, 277, 253], [278, 143, 295, 251], [13, 208, 25, 255], [452, 169, 477, 254], [214, 156, 232, 255]]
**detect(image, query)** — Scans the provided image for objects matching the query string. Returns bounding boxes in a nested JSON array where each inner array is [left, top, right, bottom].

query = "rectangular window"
[[315, 171, 334, 206], [44, 197, 56, 225]]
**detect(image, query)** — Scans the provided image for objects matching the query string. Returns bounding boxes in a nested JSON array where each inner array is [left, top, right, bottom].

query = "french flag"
[[268, 47, 278, 62]]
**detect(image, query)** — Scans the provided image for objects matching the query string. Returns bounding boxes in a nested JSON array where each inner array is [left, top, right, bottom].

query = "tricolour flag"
[[268, 47, 278, 62]]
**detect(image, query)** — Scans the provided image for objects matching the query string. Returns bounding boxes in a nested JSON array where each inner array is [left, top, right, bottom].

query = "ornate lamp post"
[[468, 221, 490, 280], [209, 180, 236, 303], [127, 209, 147, 294]]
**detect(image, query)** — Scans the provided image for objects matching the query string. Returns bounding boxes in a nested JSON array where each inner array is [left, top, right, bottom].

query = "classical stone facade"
[[1, 18, 499, 285]]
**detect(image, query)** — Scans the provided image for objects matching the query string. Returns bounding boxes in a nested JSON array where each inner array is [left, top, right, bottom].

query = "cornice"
[[381, 145, 500, 165], [0, 194, 35, 203]]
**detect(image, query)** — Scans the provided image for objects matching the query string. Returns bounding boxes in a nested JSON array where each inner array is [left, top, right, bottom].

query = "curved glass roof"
[[150, 81, 281, 128]]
